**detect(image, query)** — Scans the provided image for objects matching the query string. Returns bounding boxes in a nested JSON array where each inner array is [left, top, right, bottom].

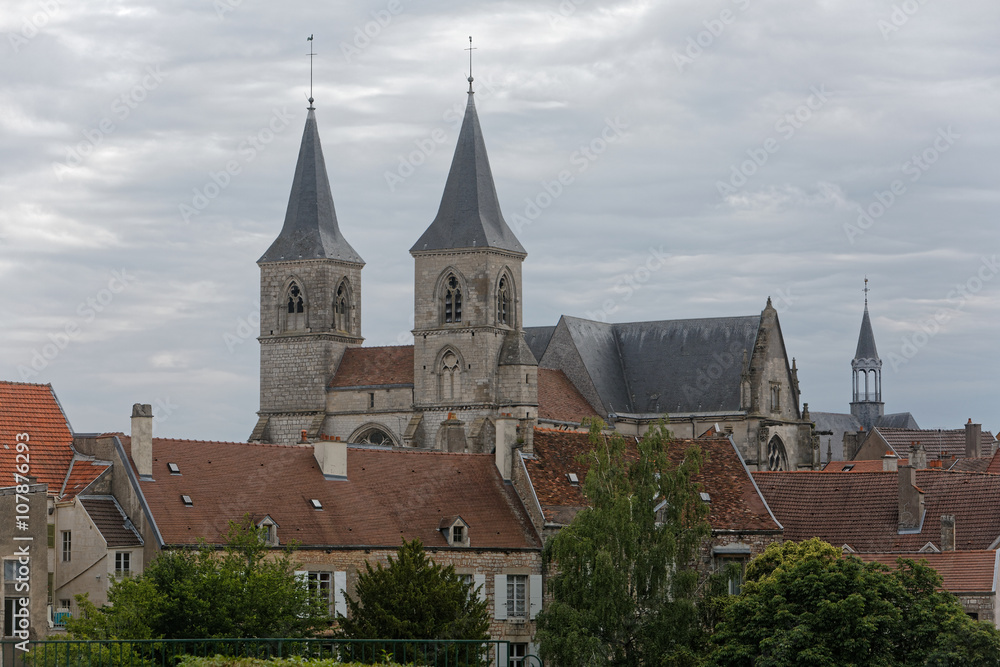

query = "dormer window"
[[440, 516, 469, 547], [444, 275, 462, 324], [257, 515, 279, 546]]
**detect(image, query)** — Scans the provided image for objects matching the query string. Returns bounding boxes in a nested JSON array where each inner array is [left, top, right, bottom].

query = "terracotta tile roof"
[[122, 437, 540, 550], [856, 551, 998, 594], [61, 457, 111, 499], [822, 459, 908, 473], [329, 346, 414, 388], [80, 496, 143, 547], [950, 458, 992, 473], [537, 369, 600, 424], [877, 427, 995, 459], [987, 449, 1000, 475], [753, 470, 1000, 551], [0, 381, 74, 492], [525, 429, 780, 532]]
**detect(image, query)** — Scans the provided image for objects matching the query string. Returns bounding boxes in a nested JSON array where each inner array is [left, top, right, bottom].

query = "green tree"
[[535, 422, 711, 666], [711, 538, 1000, 666], [336, 539, 490, 664], [68, 517, 330, 639]]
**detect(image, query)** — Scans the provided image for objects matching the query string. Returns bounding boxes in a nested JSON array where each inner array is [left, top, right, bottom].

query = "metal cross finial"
[[863, 276, 870, 305], [465, 35, 477, 93], [307, 34, 316, 109]]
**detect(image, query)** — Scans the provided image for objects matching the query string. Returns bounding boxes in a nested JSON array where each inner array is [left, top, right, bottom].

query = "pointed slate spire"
[[259, 109, 363, 264], [410, 91, 525, 255], [854, 303, 879, 361]]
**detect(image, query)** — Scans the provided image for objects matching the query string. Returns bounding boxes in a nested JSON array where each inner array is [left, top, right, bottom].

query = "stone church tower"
[[409, 81, 538, 451], [250, 103, 364, 445], [850, 291, 884, 431]]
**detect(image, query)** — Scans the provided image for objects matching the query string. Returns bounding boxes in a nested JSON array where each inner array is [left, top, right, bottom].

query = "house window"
[[497, 275, 511, 326], [2, 560, 15, 582], [115, 552, 131, 576], [4, 597, 27, 637], [509, 643, 528, 667], [307, 572, 333, 612], [452, 526, 464, 544], [506, 575, 527, 618], [61, 531, 71, 562], [443, 275, 462, 324], [716, 557, 747, 596], [368, 392, 375, 409]]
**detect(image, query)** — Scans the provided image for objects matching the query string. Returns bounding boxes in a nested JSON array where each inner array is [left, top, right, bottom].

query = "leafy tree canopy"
[[69, 517, 330, 639], [711, 538, 1000, 667], [535, 422, 711, 667], [336, 538, 490, 643]]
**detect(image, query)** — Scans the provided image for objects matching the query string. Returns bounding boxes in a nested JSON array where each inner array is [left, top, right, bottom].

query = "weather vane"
[[863, 276, 870, 305], [307, 34, 316, 108], [465, 35, 477, 93]]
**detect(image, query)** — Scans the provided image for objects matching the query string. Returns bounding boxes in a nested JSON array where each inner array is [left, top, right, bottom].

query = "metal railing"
[[0, 638, 517, 667]]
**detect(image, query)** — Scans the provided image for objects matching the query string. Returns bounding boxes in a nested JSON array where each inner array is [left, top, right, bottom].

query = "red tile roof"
[[987, 449, 1000, 475], [753, 469, 1000, 551], [329, 346, 414, 388], [121, 437, 540, 550], [949, 458, 992, 473], [822, 459, 909, 473], [0, 381, 74, 492], [856, 551, 998, 594], [80, 496, 143, 547], [61, 458, 111, 499], [877, 427, 995, 459], [525, 429, 780, 532], [537, 369, 600, 424]]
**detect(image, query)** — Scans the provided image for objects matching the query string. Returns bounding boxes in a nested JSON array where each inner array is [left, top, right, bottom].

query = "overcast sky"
[[1, 0, 997, 441]]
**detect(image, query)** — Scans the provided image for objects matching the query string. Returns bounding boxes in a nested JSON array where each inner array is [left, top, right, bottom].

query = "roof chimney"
[[313, 441, 347, 481], [909, 442, 927, 469], [882, 451, 898, 472], [965, 419, 982, 458], [940, 514, 956, 552], [897, 465, 924, 533], [131, 403, 153, 480]]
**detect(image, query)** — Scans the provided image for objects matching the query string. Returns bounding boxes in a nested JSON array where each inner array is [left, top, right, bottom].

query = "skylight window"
[[700, 492, 711, 503], [567, 473, 579, 486], [310, 499, 323, 510], [181, 495, 193, 506], [167, 463, 181, 475]]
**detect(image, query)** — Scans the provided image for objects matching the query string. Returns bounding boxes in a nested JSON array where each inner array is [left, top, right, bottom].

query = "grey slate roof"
[[498, 331, 539, 366], [537, 314, 760, 416], [524, 326, 555, 362], [410, 92, 526, 255], [855, 305, 879, 360], [259, 109, 363, 264], [811, 411, 862, 463], [877, 412, 919, 429]]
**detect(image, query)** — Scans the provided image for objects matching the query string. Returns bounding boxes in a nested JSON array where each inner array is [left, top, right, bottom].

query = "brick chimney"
[[940, 514, 956, 551], [965, 419, 982, 458], [495, 414, 518, 481], [909, 442, 927, 469], [313, 441, 347, 480], [897, 465, 924, 532], [131, 403, 153, 480], [882, 451, 898, 472]]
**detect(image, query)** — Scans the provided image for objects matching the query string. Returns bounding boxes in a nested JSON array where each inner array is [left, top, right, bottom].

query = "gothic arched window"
[[287, 282, 304, 313], [497, 275, 511, 327], [443, 274, 462, 324], [440, 350, 460, 401], [355, 426, 394, 446], [767, 435, 789, 471], [334, 281, 349, 332]]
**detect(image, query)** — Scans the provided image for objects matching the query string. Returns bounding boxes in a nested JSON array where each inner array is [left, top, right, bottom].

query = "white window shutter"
[[529, 574, 542, 619], [474, 574, 487, 603], [496, 642, 508, 667], [494, 574, 507, 620], [294, 570, 307, 584], [334, 571, 348, 617]]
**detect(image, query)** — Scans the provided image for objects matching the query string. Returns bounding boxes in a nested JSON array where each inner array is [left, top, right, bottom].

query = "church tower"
[[250, 102, 364, 445], [409, 76, 537, 452], [850, 282, 883, 431]]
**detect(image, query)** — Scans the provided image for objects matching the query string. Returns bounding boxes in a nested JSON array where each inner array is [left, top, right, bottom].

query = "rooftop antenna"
[[465, 35, 477, 93], [863, 276, 870, 307], [307, 34, 316, 109]]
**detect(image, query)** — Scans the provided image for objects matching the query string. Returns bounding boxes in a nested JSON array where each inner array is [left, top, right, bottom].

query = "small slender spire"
[[465, 35, 476, 93], [307, 34, 316, 109], [863, 275, 870, 308]]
